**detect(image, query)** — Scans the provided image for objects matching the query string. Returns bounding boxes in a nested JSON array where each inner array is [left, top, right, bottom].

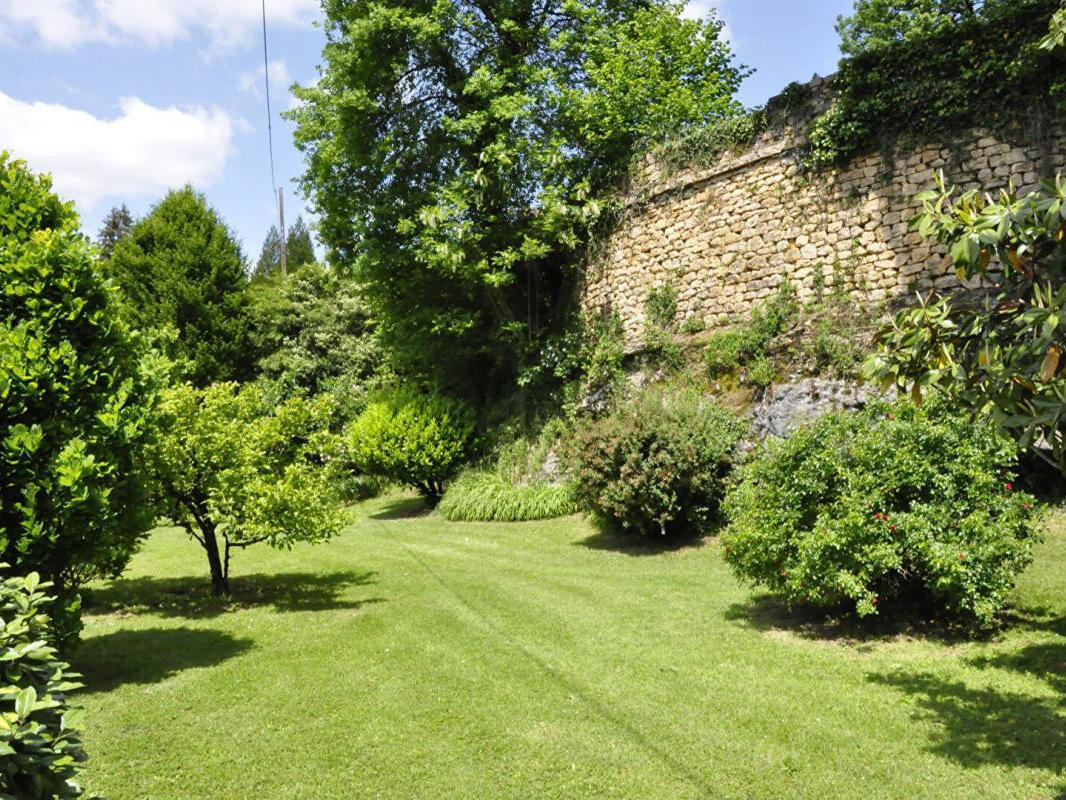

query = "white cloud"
[[238, 60, 293, 98], [0, 91, 237, 211], [0, 0, 318, 51]]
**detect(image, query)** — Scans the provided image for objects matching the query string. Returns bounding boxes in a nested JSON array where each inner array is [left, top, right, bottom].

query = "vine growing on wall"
[[807, 0, 1064, 169]]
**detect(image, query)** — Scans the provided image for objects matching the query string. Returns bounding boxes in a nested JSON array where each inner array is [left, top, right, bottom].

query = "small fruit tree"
[[147, 382, 345, 595]]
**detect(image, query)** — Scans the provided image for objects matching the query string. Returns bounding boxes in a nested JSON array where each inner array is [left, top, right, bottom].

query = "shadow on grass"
[[370, 496, 433, 520], [867, 670, 1066, 778], [75, 627, 254, 692], [574, 519, 712, 557], [723, 594, 991, 646], [83, 571, 384, 619]]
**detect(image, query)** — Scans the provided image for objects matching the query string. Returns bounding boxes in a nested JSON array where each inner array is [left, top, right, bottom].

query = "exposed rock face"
[[580, 75, 1065, 353], [744, 378, 882, 446]]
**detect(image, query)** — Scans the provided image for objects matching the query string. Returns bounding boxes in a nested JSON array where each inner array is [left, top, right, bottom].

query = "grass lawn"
[[75, 493, 1066, 799]]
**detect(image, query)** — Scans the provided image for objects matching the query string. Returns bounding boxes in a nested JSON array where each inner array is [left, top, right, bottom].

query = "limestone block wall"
[[581, 78, 1066, 350]]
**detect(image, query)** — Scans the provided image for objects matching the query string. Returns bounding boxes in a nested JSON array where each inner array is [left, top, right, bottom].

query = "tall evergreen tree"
[[106, 186, 252, 386], [96, 203, 134, 260], [254, 216, 317, 278]]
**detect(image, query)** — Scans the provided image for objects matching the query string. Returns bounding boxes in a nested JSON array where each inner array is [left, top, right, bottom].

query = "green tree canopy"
[[146, 382, 345, 595], [106, 186, 252, 386], [248, 262, 387, 414], [290, 0, 744, 398], [0, 153, 156, 642]]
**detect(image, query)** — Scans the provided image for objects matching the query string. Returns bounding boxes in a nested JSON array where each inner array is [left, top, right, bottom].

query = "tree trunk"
[[202, 524, 229, 596]]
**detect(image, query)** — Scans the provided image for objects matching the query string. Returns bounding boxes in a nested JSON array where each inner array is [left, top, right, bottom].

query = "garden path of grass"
[[75, 494, 1066, 799]]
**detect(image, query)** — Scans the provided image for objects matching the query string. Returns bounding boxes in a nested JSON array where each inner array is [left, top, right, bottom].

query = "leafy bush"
[[572, 388, 744, 537], [346, 389, 475, 504], [0, 568, 92, 798], [1, 152, 156, 644], [147, 383, 345, 595], [438, 471, 577, 522], [723, 401, 1040, 625]]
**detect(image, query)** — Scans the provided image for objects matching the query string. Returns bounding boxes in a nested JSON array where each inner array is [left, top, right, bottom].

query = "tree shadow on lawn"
[[75, 627, 254, 693], [83, 571, 384, 619], [370, 496, 434, 520], [867, 669, 1066, 784]]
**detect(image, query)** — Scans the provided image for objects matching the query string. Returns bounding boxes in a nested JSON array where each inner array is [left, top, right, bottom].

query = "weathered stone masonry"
[[581, 77, 1066, 350]]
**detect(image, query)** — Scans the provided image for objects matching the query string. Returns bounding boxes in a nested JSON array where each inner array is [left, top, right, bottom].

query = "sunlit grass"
[[74, 495, 1066, 799]]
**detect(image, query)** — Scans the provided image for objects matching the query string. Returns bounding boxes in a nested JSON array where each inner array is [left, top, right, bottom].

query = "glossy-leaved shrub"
[[572, 388, 744, 537], [0, 568, 92, 798], [346, 389, 475, 504], [1, 152, 156, 644], [722, 401, 1041, 626]]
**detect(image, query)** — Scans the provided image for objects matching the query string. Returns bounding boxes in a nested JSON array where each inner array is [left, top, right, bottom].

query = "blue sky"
[[0, 0, 854, 263]]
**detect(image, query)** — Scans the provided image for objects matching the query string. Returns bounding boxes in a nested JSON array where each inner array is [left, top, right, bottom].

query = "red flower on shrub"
[[959, 553, 967, 561], [890, 524, 898, 533], [1004, 482, 1013, 491]]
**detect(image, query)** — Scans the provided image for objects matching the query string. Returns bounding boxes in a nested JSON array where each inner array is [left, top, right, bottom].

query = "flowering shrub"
[[572, 388, 744, 537], [722, 401, 1040, 625]]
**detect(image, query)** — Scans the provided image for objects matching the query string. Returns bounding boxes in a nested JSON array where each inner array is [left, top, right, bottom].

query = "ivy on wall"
[[807, 0, 1064, 169]]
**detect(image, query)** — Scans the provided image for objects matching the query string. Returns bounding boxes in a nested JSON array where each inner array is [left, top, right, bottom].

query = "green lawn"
[[75, 494, 1066, 799]]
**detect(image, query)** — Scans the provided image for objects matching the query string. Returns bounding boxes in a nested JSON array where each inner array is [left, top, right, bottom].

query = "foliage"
[[95, 204, 132, 262], [146, 382, 344, 595], [809, 0, 1062, 168], [247, 263, 386, 417], [253, 217, 316, 278], [642, 281, 683, 367], [1041, 1, 1066, 51], [705, 282, 797, 381], [345, 389, 475, 504], [572, 387, 744, 537], [867, 173, 1066, 478], [290, 0, 745, 397], [680, 316, 706, 334], [0, 568, 92, 799], [438, 471, 577, 522], [1, 153, 156, 644], [105, 186, 252, 386], [723, 400, 1040, 625]]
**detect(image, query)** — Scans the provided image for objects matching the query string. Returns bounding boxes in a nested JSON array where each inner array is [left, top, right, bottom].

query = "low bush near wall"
[[572, 388, 744, 537], [0, 569, 92, 798], [722, 401, 1041, 626], [705, 282, 797, 383], [438, 471, 577, 522]]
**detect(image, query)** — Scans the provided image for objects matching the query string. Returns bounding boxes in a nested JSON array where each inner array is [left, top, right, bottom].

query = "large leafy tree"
[[106, 187, 252, 386], [0, 153, 156, 642], [248, 263, 386, 412], [836, 0, 993, 56], [146, 382, 345, 595], [290, 0, 744, 396]]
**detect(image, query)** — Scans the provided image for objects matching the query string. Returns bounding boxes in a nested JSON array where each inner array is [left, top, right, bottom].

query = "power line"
[[260, 0, 287, 276], [261, 0, 278, 199]]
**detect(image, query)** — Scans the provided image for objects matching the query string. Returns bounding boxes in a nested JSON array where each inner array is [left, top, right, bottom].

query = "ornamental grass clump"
[[573, 387, 744, 537], [722, 400, 1041, 626]]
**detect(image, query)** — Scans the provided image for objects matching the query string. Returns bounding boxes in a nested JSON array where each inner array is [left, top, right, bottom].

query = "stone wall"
[[581, 77, 1066, 350]]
